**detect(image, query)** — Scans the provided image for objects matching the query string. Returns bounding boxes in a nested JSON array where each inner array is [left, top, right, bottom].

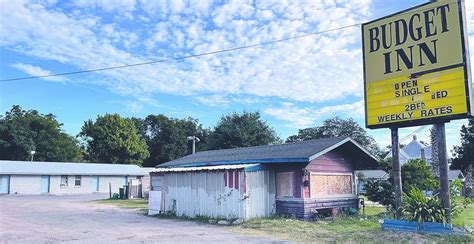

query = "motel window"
[[75, 176, 82, 187], [60, 175, 68, 188], [276, 172, 294, 198]]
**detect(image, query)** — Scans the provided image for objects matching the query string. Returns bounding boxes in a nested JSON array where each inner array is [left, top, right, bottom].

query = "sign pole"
[[436, 122, 451, 223], [391, 127, 403, 218]]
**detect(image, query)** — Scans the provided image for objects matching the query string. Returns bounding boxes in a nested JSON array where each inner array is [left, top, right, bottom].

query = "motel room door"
[[92, 176, 99, 192], [41, 175, 50, 193], [0, 175, 9, 194]]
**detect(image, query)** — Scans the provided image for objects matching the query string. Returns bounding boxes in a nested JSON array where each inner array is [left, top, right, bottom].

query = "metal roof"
[[152, 164, 259, 173], [356, 170, 389, 180], [159, 137, 379, 168], [0, 160, 146, 176], [448, 170, 463, 181], [384, 135, 433, 164]]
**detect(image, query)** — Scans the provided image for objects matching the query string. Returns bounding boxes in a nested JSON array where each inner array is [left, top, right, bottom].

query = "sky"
[[0, 0, 473, 154]]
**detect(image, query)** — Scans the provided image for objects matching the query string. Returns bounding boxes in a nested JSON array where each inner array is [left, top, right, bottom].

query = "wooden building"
[[149, 137, 378, 220]]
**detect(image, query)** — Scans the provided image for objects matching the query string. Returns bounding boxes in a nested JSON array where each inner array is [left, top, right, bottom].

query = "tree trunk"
[[430, 125, 440, 178], [464, 164, 474, 199]]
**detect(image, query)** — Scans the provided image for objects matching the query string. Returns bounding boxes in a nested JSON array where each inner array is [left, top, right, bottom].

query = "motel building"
[[0, 160, 145, 195], [148, 137, 378, 220]]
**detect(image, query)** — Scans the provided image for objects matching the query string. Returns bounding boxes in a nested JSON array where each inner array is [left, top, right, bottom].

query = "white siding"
[[159, 170, 245, 219], [9, 175, 42, 194], [244, 170, 276, 219], [50, 175, 131, 194], [152, 169, 276, 220], [6, 175, 135, 195]]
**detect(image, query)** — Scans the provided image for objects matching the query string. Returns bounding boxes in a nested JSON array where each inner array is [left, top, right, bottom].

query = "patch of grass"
[[232, 206, 473, 242], [94, 199, 148, 211], [235, 216, 470, 242], [453, 198, 474, 228], [363, 206, 388, 217]]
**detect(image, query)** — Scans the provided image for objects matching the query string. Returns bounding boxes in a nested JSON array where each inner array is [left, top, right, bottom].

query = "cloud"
[[264, 100, 365, 128], [0, 0, 372, 105], [11, 63, 64, 82], [193, 94, 266, 107]]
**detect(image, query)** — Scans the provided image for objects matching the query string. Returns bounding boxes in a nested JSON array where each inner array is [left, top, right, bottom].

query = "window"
[[276, 172, 294, 198], [310, 174, 353, 198], [60, 175, 68, 188], [75, 176, 81, 187]]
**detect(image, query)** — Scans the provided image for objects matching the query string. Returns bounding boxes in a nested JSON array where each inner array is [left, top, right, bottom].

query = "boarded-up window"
[[276, 172, 294, 198], [310, 174, 352, 198]]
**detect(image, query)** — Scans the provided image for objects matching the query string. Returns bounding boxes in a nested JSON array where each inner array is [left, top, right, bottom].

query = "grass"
[[453, 201, 474, 228], [231, 206, 473, 243], [93, 197, 473, 242], [94, 199, 148, 212]]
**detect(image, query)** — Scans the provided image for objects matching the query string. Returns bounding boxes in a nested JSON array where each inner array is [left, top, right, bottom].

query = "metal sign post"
[[436, 123, 451, 223], [391, 128, 403, 218]]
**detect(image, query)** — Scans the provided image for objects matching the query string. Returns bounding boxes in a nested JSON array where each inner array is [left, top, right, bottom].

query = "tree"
[[451, 119, 474, 198], [363, 158, 439, 208], [0, 105, 82, 162], [207, 111, 279, 150], [135, 115, 209, 167], [401, 159, 439, 193], [451, 119, 474, 171], [286, 117, 382, 156], [79, 114, 149, 165]]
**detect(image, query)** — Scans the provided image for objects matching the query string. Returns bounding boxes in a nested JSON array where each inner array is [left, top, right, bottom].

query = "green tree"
[[0, 105, 82, 162], [207, 111, 279, 150], [401, 159, 439, 193], [451, 119, 474, 171], [79, 114, 149, 165], [451, 119, 474, 198], [286, 117, 382, 156], [363, 158, 439, 208], [135, 115, 209, 167]]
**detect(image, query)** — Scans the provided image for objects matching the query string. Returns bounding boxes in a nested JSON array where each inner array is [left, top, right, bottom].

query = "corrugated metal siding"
[[160, 170, 245, 219], [244, 170, 276, 219]]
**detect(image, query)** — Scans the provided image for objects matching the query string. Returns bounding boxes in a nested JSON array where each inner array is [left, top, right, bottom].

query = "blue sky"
[[1, 0, 473, 154]]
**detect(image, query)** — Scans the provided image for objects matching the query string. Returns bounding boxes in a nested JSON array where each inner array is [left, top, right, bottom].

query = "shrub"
[[403, 187, 446, 223], [450, 178, 463, 196], [363, 179, 394, 210]]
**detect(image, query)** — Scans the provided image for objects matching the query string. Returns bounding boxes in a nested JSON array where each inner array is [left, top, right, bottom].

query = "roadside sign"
[[362, 0, 472, 129]]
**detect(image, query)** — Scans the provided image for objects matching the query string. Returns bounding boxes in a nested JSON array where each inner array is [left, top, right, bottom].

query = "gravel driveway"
[[0, 194, 280, 243]]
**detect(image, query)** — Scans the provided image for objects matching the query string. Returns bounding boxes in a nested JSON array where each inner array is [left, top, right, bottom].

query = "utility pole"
[[391, 128, 403, 218], [436, 123, 451, 223], [30, 151, 36, 162], [187, 136, 200, 154]]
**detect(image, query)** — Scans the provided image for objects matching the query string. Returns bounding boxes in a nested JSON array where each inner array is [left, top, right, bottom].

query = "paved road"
[[0, 194, 279, 243]]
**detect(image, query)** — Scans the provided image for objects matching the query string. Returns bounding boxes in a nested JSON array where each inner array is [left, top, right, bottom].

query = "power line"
[[0, 0, 462, 82]]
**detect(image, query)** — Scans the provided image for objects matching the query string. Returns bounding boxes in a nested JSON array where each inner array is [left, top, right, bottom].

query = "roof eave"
[[308, 138, 380, 163], [158, 157, 309, 168]]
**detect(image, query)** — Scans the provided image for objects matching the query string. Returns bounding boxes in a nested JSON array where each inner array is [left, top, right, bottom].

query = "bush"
[[363, 179, 394, 209], [450, 178, 463, 196], [363, 158, 439, 209], [403, 187, 446, 223]]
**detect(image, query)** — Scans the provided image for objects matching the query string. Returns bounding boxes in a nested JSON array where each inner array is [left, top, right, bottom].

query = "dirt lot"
[[0, 194, 281, 243]]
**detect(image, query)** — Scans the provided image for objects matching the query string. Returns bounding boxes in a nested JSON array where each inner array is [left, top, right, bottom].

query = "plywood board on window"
[[276, 172, 293, 198], [310, 174, 352, 198]]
